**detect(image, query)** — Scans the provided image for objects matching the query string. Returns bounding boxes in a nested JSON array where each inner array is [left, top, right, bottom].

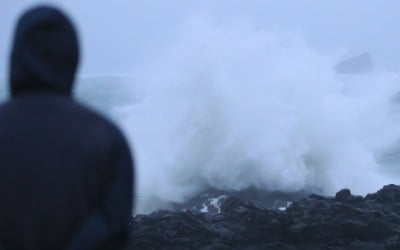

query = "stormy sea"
[[77, 25, 400, 212], [2, 21, 400, 249], [74, 25, 400, 248]]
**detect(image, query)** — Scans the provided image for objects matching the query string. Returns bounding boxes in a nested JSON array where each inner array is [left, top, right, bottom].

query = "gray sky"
[[1, 0, 400, 78]]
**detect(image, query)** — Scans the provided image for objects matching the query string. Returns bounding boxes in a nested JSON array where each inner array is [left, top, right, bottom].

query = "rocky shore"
[[127, 185, 400, 249]]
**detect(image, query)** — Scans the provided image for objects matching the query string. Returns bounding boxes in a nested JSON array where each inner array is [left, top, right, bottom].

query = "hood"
[[9, 6, 79, 96]]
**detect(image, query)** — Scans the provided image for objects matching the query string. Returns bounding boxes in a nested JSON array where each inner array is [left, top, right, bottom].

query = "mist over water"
[[74, 19, 400, 213]]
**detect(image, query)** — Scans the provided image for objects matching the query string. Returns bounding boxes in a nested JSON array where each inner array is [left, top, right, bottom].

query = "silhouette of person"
[[0, 5, 134, 250]]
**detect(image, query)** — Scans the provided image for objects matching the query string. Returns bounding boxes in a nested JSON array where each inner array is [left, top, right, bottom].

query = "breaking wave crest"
[[78, 20, 400, 213]]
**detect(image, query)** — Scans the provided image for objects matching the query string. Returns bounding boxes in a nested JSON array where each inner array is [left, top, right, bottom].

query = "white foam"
[[209, 195, 227, 214], [278, 202, 293, 211], [200, 204, 209, 213]]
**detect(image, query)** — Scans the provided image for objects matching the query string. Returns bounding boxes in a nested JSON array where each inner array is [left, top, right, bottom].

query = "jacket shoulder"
[[73, 101, 130, 150]]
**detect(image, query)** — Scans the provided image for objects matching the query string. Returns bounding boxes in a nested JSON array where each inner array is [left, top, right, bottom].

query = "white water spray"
[[77, 20, 400, 213]]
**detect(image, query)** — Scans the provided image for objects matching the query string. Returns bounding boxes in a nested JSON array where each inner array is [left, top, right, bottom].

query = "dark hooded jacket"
[[0, 6, 134, 250]]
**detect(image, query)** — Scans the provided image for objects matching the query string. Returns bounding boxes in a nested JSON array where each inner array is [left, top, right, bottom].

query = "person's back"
[[0, 6, 134, 250]]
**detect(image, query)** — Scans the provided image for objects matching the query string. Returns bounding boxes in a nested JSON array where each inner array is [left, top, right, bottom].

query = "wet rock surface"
[[171, 187, 308, 214], [127, 185, 400, 249]]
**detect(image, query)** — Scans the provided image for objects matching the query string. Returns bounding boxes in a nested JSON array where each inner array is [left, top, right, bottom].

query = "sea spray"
[[77, 20, 400, 213]]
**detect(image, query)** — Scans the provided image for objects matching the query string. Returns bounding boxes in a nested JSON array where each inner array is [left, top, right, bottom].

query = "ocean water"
[[2, 21, 400, 214]]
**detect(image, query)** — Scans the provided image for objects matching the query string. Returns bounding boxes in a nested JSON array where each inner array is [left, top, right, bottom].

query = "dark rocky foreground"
[[126, 185, 400, 249]]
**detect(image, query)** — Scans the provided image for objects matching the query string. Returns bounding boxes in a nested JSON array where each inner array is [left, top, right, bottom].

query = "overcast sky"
[[1, 0, 400, 78]]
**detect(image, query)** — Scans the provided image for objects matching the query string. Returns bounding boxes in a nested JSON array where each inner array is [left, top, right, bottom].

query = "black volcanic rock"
[[335, 188, 351, 200], [171, 187, 308, 214], [127, 185, 400, 249]]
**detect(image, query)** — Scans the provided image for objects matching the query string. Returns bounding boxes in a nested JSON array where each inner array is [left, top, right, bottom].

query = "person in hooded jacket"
[[0, 5, 134, 250]]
